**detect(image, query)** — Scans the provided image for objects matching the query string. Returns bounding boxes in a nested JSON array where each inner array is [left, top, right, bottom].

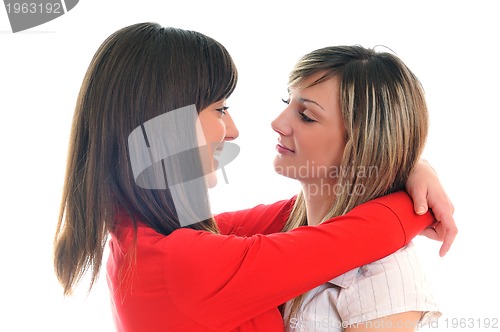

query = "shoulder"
[[334, 242, 441, 325]]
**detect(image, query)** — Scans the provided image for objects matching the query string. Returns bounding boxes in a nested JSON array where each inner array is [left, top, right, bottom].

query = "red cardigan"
[[107, 191, 432, 332]]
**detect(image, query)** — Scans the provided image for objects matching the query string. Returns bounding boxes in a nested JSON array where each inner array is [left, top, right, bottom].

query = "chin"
[[273, 160, 297, 180], [273, 158, 285, 175]]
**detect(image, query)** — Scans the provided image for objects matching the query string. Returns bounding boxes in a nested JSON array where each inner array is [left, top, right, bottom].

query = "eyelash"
[[215, 106, 229, 116], [299, 112, 316, 123], [282, 98, 316, 123]]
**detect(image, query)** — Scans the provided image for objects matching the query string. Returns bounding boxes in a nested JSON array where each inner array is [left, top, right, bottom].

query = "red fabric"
[[107, 191, 432, 332], [215, 197, 294, 236]]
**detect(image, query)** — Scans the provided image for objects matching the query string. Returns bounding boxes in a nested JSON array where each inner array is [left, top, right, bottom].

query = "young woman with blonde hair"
[[273, 46, 449, 331]]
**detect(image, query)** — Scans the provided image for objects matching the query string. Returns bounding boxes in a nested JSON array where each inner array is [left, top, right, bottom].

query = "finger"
[[439, 221, 458, 257], [415, 202, 428, 215], [431, 210, 458, 255], [408, 187, 429, 215]]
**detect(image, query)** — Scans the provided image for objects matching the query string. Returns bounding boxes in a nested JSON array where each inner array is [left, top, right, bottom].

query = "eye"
[[282, 98, 290, 105], [215, 106, 229, 117], [299, 111, 316, 123]]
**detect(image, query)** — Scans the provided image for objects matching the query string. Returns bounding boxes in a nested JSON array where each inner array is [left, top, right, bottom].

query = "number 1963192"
[[5, 2, 62, 14], [440, 317, 498, 329]]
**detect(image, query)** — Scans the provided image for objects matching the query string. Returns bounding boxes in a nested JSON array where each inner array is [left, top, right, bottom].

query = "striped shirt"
[[284, 242, 441, 331]]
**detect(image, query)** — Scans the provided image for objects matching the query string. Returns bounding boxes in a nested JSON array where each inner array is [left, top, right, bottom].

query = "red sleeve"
[[214, 198, 295, 236], [164, 191, 432, 331]]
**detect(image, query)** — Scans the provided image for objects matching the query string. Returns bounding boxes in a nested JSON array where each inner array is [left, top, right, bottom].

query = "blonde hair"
[[282, 45, 428, 323]]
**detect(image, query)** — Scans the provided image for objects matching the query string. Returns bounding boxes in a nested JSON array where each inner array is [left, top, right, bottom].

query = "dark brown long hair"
[[53, 22, 238, 296]]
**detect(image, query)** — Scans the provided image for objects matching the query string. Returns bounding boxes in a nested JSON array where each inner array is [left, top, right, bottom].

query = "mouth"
[[276, 143, 295, 154]]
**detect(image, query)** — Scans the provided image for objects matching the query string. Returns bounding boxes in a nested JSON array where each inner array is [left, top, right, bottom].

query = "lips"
[[276, 143, 295, 154]]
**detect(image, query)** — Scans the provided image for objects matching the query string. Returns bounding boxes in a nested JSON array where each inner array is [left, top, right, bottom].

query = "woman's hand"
[[406, 160, 458, 257]]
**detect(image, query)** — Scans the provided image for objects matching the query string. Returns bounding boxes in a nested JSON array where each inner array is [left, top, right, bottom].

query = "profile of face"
[[271, 73, 346, 185], [197, 100, 239, 188]]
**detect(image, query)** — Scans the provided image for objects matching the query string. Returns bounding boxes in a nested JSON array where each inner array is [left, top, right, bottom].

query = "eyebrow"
[[298, 97, 325, 111]]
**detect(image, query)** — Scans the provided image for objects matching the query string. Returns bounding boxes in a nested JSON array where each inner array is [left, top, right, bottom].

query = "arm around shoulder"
[[163, 192, 432, 331]]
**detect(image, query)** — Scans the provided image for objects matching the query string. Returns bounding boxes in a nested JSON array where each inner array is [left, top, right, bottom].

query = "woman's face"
[[271, 73, 346, 185], [198, 100, 239, 187]]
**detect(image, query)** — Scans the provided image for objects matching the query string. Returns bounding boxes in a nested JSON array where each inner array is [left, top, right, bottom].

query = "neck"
[[300, 179, 337, 226]]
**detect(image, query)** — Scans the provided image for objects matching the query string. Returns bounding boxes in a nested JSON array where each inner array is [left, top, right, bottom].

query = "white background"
[[1, 1, 499, 331]]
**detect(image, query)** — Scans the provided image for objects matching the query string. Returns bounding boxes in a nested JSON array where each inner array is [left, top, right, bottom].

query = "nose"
[[223, 112, 239, 141], [271, 107, 292, 136]]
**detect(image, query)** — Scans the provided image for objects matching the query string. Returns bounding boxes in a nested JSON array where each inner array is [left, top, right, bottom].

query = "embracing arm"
[[216, 160, 457, 256], [165, 191, 433, 331]]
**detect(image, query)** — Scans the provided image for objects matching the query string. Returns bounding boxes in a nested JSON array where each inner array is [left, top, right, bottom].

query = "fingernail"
[[416, 207, 426, 215]]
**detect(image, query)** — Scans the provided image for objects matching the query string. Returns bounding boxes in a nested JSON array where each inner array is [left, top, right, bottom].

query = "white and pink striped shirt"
[[284, 242, 440, 331]]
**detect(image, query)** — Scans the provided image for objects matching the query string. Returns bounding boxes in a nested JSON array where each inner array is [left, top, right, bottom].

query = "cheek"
[[202, 119, 225, 144], [305, 133, 345, 167], [203, 121, 226, 168], [216, 121, 226, 142]]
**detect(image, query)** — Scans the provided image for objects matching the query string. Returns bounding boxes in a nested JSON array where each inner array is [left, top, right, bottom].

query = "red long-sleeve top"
[[107, 191, 433, 332]]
